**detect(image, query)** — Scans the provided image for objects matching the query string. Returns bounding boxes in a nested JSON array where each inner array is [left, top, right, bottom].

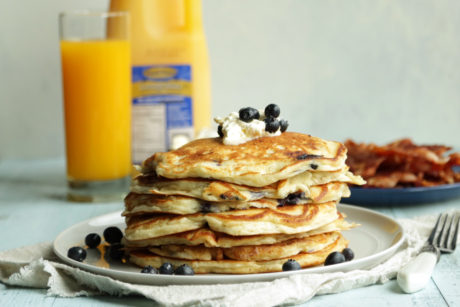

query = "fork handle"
[[397, 252, 438, 293]]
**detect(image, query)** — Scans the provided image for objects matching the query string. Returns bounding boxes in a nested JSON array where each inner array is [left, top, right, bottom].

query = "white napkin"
[[0, 213, 452, 307]]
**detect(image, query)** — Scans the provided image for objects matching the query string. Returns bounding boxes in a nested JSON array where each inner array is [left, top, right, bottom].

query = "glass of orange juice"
[[59, 11, 131, 202]]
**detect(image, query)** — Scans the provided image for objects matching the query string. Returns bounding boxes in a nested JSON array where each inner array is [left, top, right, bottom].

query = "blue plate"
[[346, 183, 460, 206]]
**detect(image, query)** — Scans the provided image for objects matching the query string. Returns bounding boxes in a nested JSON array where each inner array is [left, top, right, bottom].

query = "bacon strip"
[[345, 139, 460, 188]]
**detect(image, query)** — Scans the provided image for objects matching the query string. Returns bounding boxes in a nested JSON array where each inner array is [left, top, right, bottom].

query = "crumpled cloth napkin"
[[0, 213, 452, 307]]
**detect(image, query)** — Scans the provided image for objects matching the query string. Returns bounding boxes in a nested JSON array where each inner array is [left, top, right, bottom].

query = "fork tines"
[[429, 212, 460, 253]]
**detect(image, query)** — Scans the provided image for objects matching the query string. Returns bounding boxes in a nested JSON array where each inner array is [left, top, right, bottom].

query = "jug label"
[[131, 64, 193, 163]]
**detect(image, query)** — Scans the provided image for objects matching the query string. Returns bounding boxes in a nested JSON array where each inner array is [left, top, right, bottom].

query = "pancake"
[[147, 231, 341, 261], [125, 213, 206, 240], [124, 202, 338, 240], [123, 193, 284, 216], [205, 201, 338, 236], [141, 132, 347, 187], [223, 231, 341, 261], [124, 182, 349, 216], [124, 193, 209, 216], [149, 244, 223, 261], [123, 214, 354, 248], [131, 173, 359, 202], [128, 232, 349, 274]]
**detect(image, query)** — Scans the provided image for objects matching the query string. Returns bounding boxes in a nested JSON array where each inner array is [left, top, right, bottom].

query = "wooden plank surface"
[[0, 159, 458, 306]]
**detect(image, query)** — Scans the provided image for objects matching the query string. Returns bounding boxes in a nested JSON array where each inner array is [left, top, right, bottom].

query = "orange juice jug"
[[110, 0, 211, 163]]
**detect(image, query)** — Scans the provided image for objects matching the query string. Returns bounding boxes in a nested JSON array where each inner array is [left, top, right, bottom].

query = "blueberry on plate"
[[264, 117, 280, 133], [85, 233, 101, 248], [141, 265, 158, 274], [239, 107, 260, 122], [174, 264, 195, 275], [103, 226, 123, 244], [67, 246, 86, 262], [264, 104, 280, 118], [279, 119, 289, 132], [342, 248, 354, 261], [159, 262, 174, 275], [324, 251, 346, 266], [108, 243, 124, 260], [282, 259, 301, 271]]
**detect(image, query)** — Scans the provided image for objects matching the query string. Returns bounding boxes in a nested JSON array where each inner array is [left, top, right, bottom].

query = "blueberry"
[[159, 262, 174, 275], [67, 246, 86, 262], [103, 226, 123, 244], [342, 248, 354, 261], [264, 117, 280, 133], [282, 259, 301, 271], [239, 107, 260, 122], [141, 265, 158, 274], [264, 104, 280, 118], [174, 264, 195, 275], [217, 125, 224, 138], [279, 119, 289, 132], [85, 233, 101, 248], [108, 243, 124, 260], [324, 251, 346, 266], [285, 192, 305, 205], [200, 203, 212, 213]]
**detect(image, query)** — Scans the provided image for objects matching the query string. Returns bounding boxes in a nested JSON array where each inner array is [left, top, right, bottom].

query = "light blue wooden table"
[[0, 159, 459, 306]]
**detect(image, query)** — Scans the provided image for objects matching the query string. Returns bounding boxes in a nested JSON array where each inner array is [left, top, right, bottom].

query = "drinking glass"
[[59, 11, 131, 202]]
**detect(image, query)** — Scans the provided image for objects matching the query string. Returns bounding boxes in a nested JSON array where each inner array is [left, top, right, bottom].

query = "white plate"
[[53, 204, 405, 285]]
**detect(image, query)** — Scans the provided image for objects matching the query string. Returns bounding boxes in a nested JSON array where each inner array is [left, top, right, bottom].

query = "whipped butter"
[[214, 111, 281, 145]]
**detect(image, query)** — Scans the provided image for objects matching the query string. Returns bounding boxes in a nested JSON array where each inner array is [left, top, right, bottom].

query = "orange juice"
[[110, 0, 211, 162], [61, 40, 131, 181]]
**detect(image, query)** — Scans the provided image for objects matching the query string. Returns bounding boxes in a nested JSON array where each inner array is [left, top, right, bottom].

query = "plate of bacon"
[[343, 138, 460, 205]]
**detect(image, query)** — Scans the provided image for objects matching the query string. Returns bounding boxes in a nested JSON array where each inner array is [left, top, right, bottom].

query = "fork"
[[397, 211, 459, 293]]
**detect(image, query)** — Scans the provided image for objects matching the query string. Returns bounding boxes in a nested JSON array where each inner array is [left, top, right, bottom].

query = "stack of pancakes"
[[123, 132, 365, 274]]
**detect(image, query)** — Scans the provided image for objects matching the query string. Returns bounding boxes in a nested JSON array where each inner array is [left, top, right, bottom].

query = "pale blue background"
[[1, 0, 459, 159]]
